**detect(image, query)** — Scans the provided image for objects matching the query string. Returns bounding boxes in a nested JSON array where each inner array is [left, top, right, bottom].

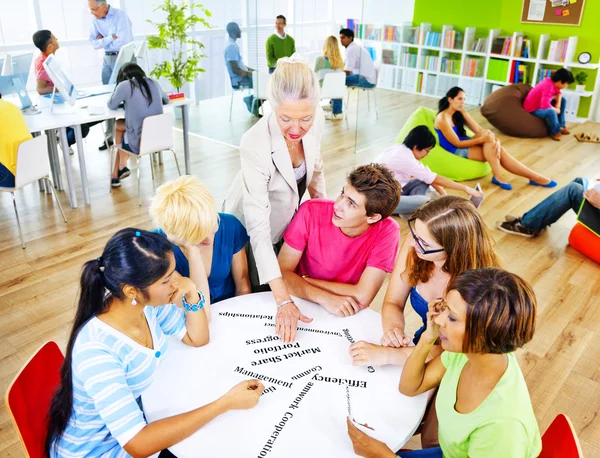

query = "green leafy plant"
[[147, 0, 211, 92], [574, 71, 588, 86]]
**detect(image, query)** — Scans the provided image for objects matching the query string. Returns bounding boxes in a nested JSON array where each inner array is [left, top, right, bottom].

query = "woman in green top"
[[348, 267, 542, 458], [314, 36, 345, 118]]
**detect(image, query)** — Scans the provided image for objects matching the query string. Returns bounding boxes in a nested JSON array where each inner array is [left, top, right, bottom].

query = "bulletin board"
[[521, 0, 585, 26]]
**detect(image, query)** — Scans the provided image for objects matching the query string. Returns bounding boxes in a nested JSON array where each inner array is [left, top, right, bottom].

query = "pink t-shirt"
[[375, 144, 436, 187], [283, 199, 400, 284], [523, 77, 560, 112], [34, 53, 53, 88]]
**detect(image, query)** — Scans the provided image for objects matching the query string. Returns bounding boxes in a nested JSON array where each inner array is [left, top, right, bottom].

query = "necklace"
[[111, 313, 151, 349]]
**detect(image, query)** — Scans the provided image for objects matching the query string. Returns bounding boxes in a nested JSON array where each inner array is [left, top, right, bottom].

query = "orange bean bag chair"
[[568, 223, 600, 264]]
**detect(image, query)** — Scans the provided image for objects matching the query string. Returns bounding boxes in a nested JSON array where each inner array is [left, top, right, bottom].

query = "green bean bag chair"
[[395, 107, 491, 182]]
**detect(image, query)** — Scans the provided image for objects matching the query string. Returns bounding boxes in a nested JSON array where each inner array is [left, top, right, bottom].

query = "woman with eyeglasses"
[[349, 196, 501, 368], [348, 268, 541, 458]]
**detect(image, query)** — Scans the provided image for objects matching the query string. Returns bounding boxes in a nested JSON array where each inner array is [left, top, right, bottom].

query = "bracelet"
[[276, 299, 294, 309], [182, 291, 205, 312]]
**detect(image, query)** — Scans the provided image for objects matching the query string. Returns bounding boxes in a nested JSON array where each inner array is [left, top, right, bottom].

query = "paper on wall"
[[527, 0, 546, 21]]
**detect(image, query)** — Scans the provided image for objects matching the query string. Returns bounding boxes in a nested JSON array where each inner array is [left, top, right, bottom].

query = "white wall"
[[333, 0, 415, 27]]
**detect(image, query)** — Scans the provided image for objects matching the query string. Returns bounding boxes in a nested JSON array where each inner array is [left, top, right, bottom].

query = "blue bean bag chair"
[[395, 107, 492, 182]]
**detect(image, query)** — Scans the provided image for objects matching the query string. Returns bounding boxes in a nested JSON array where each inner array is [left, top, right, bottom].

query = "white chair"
[[110, 112, 181, 206], [229, 80, 252, 121], [320, 72, 349, 129], [253, 71, 270, 103], [346, 66, 380, 120], [0, 134, 67, 249]]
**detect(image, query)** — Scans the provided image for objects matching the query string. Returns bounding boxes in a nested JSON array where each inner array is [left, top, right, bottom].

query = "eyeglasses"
[[408, 218, 445, 255]]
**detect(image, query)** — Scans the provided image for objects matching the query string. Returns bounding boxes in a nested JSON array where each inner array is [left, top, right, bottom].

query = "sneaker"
[[111, 178, 121, 188], [560, 128, 570, 135], [496, 218, 541, 238], [69, 146, 75, 156], [325, 112, 343, 120], [118, 167, 131, 179]]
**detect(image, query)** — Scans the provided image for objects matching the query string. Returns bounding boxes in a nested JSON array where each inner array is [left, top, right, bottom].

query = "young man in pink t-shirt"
[[278, 164, 401, 317], [523, 68, 574, 141]]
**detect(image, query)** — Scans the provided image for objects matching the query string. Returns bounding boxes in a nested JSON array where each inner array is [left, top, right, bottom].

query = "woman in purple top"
[[434, 87, 556, 191]]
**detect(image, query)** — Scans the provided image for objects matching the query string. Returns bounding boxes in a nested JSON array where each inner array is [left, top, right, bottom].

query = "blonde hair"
[[323, 36, 344, 70], [149, 175, 219, 244], [267, 53, 320, 108]]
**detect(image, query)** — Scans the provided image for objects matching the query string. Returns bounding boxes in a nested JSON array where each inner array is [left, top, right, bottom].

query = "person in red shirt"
[[32, 30, 97, 149], [278, 164, 401, 317], [523, 68, 574, 141]]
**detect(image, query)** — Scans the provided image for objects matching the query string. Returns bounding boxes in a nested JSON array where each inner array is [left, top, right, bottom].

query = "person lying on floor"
[[376, 125, 482, 216], [497, 177, 600, 237], [278, 163, 400, 317]]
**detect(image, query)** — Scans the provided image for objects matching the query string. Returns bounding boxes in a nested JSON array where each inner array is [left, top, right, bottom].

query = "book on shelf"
[[383, 25, 402, 42], [471, 37, 488, 53], [509, 61, 529, 83], [441, 57, 461, 75], [401, 53, 418, 68], [491, 36, 511, 55], [537, 68, 556, 84], [406, 27, 418, 44], [424, 31, 441, 47], [382, 49, 397, 65], [421, 55, 439, 71], [416, 72, 424, 92], [463, 57, 483, 77], [443, 30, 463, 49], [547, 39, 569, 62]]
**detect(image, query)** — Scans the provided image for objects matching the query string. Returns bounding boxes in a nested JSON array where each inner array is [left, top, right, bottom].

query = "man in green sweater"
[[265, 15, 295, 74]]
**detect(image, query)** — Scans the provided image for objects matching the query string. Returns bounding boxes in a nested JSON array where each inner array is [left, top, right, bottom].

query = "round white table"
[[143, 292, 428, 458]]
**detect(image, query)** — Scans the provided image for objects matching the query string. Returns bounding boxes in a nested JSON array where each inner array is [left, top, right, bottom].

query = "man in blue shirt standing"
[[224, 22, 257, 116], [88, 0, 134, 150]]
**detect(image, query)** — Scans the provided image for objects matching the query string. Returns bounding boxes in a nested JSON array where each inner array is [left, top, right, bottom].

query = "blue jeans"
[[396, 447, 443, 457], [531, 97, 566, 135], [521, 178, 586, 231], [394, 179, 432, 215], [331, 99, 343, 114], [346, 74, 375, 88]]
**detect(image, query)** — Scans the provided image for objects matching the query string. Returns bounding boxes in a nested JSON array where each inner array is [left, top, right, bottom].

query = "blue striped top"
[[50, 304, 187, 458]]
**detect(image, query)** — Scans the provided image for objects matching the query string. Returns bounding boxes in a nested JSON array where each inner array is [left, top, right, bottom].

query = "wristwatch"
[[181, 291, 205, 312]]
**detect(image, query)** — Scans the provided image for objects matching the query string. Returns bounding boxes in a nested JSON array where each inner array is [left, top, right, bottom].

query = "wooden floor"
[[1, 90, 599, 457]]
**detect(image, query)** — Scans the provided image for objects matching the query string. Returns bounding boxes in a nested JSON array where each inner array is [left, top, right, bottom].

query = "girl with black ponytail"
[[107, 62, 170, 188], [46, 228, 263, 458], [434, 87, 556, 191]]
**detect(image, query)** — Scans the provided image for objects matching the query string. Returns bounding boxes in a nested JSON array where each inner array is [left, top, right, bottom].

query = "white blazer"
[[223, 108, 327, 284]]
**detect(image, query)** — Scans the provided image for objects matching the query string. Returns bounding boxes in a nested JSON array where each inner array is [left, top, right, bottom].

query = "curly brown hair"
[[347, 164, 401, 220], [405, 195, 501, 287]]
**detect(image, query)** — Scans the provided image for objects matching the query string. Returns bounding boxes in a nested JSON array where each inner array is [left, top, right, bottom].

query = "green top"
[[437, 352, 542, 458], [266, 34, 296, 68]]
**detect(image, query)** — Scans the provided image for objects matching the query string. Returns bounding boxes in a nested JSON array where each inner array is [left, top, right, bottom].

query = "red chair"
[[539, 414, 583, 458], [5, 341, 64, 458]]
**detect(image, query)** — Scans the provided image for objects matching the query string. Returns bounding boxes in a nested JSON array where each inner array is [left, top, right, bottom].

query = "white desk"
[[142, 293, 428, 458], [22, 87, 192, 208]]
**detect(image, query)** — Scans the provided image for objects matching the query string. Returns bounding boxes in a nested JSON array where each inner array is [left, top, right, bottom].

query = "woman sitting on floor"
[[348, 267, 541, 458], [107, 63, 170, 188], [45, 229, 263, 458], [150, 175, 251, 316], [435, 86, 556, 191]]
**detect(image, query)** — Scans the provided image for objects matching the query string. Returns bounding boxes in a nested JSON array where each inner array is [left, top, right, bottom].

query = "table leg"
[[58, 127, 78, 208], [46, 129, 63, 190], [75, 125, 91, 205], [181, 104, 190, 174]]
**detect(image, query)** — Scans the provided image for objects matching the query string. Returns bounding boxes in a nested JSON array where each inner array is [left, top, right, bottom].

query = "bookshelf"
[[347, 20, 600, 122]]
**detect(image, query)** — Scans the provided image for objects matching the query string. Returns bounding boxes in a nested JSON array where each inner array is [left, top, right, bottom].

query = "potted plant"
[[147, 0, 212, 94], [574, 71, 587, 92]]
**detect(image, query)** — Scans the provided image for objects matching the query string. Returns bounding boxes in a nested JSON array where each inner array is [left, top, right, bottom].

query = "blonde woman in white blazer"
[[224, 55, 326, 343]]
